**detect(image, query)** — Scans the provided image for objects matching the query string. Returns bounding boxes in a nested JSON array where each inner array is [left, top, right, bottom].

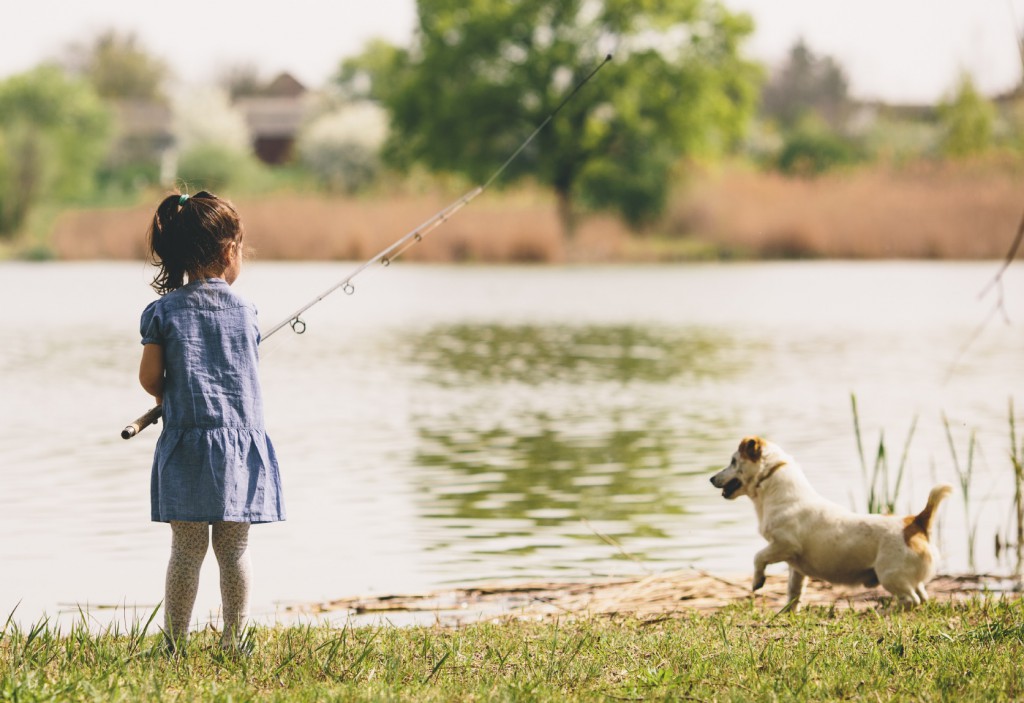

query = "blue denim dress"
[[140, 278, 285, 523]]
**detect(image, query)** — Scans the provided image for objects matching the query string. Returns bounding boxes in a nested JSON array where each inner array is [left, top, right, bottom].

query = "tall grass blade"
[[851, 393, 868, 491], [423, 649, 451, 684], [890, 415, 919, 513], [944, 412, 978, 572], [1009, 398, 1024, 577]]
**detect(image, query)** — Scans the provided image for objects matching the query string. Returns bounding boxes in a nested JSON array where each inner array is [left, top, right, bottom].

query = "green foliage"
[[938, 73, 995, 158], [335, 39, 409, 102], [348, 0, 761, 233], [862, 115, 942, 164], [0, 66, 111, 237], [775, 118, 862, 176], [176, 144, 267, 193]]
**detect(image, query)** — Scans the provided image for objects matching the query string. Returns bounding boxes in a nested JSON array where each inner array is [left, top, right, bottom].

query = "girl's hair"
[[147, 191, 243, 294]]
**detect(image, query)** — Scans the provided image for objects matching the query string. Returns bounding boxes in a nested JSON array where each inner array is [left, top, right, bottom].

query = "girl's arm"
[[139, 343, 165, 402]]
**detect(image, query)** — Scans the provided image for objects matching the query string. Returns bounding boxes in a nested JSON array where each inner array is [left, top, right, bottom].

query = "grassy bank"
[[3, 597, 1024, 701], [35, 160, 1024, 263]]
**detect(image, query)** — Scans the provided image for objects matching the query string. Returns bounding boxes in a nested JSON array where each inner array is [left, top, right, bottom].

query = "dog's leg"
[[752, 543, 795, 591], [884, 588, 920, 611], [779, 569, 806, 612], [878, 571, 923, 609], [914, 584, 929, 603]]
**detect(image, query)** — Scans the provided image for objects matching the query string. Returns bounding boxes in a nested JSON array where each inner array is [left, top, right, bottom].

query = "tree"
[[340, 0, 760, 233], [937, 73, 995, 158], [761, 38, 850, 131], [0, 66, 111, 236], [335, 39, 407, 102], [64, 30, 170, 102]]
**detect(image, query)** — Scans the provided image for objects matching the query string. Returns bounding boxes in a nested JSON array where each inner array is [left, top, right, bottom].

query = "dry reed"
[[672, 161, 1024, 259], [48, 161, 1024, 261], [50, 191, 631, 263]]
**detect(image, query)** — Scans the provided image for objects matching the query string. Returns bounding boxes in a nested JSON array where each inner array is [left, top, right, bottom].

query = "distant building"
[[104, 72, 315, 183], [234, 72, 313, 165]]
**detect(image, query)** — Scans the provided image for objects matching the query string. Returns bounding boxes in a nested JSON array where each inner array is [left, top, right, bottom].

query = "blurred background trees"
[[64, 31, 172, 197], [0, 2, 1019, 250], [0, 66, 111, 237], [64, 30, 169, 102], [338, 0, 761, 234], [937, 73, 996, 158], [761, 38, 850, 132]]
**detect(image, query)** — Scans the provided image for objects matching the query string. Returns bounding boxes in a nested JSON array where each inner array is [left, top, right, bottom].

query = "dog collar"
[[755, 461, 788, 488]]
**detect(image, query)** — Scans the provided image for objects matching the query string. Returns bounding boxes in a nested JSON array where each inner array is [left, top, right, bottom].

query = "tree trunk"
[[556, 188, 577, 240]]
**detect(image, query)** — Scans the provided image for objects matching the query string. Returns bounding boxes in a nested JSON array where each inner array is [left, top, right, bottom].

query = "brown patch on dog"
[[739, 436, 765, 462], [903, 484, 953, 556], [902, 515, 932, 559]]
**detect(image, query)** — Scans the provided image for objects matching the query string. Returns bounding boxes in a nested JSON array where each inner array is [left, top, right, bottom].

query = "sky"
[[1, 0, 1023, 104]]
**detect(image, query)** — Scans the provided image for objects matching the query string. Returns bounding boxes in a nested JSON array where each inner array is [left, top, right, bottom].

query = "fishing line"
[[122, 53, 613, 439], [263, 52, 613, 340]]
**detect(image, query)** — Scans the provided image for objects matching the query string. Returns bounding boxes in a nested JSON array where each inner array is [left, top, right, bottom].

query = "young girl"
[[138, 191, 285, 650]]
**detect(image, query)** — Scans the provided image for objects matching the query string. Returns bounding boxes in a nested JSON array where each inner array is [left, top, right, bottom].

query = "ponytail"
[[147, 191, 242, 294]]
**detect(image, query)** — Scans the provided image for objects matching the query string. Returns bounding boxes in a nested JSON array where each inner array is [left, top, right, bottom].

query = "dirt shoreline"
[[285, 570, 1022, 625]]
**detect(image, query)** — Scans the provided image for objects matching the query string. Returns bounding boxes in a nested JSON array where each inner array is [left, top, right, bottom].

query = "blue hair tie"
[[178, 194, 190, 206]]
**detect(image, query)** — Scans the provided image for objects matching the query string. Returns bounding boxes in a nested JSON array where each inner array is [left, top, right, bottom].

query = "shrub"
[[175, 144, 264, 192], [775, 124, 861, 176], [297, 101, 387, 193]]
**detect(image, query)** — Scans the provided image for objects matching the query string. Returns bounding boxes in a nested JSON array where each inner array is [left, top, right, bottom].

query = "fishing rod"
[[122, 53, 613, 440]]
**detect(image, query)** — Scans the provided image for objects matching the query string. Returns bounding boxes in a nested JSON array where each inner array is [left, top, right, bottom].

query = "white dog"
[[710, 436, 953, 610]]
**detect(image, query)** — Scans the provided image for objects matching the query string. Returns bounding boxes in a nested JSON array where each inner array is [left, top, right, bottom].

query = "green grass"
[[3, 598, 1024, 701]]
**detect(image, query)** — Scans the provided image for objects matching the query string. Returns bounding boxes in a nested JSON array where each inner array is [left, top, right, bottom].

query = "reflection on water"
[[412, 323, 736, 385], [405, 323, 748, 573], [418, 417, 681, 533], [410, 323, 741, 562]]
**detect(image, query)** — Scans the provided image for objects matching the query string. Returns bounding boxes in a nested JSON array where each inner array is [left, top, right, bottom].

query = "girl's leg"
[[164, 521, 209, 646], [211, 521, 251, 648]]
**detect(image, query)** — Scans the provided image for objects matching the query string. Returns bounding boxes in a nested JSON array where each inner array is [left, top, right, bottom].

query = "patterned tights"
[[164, 521, 251, 648]]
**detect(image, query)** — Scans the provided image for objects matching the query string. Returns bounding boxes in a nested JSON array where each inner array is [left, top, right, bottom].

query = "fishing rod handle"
[[121, 405, 163, 440]]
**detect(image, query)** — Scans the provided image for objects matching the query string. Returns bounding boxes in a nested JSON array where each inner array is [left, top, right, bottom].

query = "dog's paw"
[[752, 573, 766, 591]]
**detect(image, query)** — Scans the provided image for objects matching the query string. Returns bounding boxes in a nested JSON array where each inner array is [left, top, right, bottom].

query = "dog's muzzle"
[[721, 478, 742, 499], [710, 471, 743, 499]]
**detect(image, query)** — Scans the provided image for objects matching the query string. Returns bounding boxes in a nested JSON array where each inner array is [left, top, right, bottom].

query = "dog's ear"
[[739, 436, 764, 462]]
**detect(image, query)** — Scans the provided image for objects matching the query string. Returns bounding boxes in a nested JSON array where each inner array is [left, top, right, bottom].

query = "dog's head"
[[710, 436, 783, 500]]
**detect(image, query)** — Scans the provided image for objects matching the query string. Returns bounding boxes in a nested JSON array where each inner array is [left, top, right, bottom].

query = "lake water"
[[1, 260, 1022, 627]]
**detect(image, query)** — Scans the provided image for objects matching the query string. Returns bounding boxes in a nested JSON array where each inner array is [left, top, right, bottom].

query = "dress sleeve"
[[140, 300, 163, 346]]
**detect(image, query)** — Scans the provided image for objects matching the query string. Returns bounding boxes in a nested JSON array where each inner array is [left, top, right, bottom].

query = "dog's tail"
[[912, 483, 954, 537]]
